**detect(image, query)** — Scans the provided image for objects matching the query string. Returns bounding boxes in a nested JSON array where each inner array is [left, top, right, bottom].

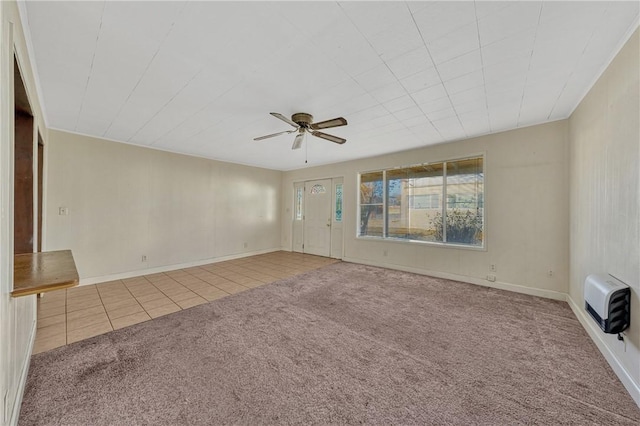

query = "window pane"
[[387, 163, 444, 241], [360, 172, 383, 203], [359, 172, 383, 236], [360, 205, 384, 236], [445, 157, 484, 245], [335, 184, 343, 222], [310, 184, 326, 194], [295, 187, 303, 220]]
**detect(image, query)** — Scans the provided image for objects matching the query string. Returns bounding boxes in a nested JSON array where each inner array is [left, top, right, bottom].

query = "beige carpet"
[[20, 262, 639, 425]]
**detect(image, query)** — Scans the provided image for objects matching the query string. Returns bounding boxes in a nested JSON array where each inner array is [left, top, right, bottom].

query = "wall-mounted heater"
[[584, 274, 630, 334]]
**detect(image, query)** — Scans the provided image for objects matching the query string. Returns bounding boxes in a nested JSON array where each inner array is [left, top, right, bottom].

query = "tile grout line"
[[33, 295, 68, 352], [36, 253, 338, 352], [123, 275, 172, 317], [181, 267, 250, 294], [92, 284, 115, 334], [142, 274, 186, 313], [103, 279, 150, 327]]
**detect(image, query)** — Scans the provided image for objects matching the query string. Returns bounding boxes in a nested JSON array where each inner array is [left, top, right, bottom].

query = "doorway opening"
[[14, 55, 35, 254]]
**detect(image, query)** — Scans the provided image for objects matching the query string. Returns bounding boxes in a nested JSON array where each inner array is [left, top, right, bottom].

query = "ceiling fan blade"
[[311, 131, 346, 145], [292, 132, 304, 150], [270, 112, 299, 129], [310, 117, 347, 130], [253, 130, 295, 141]]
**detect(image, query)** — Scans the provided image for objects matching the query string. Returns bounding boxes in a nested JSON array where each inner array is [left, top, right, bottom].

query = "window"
[[358, 156, 484, 247]]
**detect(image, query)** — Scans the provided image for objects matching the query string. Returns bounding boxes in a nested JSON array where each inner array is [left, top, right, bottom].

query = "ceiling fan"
[[254, 112, 347, 149]]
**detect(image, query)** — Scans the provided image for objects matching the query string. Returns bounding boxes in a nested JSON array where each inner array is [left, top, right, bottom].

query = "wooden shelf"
[[12, 250, 79, 297]]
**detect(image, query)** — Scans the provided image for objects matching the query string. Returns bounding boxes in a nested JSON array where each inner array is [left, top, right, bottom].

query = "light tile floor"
[[34, 251, 339, 354]]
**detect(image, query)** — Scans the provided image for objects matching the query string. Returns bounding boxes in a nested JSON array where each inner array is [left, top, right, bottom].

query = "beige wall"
[[568, 29, 639, 403], [1, 1, 47, 424], [283, 120, 570, 299], [44, 130, 282, 283]]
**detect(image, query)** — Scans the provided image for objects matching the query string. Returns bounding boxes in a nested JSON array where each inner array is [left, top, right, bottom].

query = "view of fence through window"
[[358, 156, 484, 247]]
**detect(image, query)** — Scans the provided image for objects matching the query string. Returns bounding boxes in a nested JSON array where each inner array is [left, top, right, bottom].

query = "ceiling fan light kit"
[[292, 131, 305, 150], [254, 112, 348, 149]]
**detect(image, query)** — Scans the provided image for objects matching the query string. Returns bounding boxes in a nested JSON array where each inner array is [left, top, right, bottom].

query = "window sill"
[[355, 235, 486, 251]]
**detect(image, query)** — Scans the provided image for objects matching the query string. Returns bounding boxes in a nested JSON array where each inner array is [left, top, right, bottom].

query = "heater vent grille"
[[607, 289, 630, 334], [584, 274, 630, 334]]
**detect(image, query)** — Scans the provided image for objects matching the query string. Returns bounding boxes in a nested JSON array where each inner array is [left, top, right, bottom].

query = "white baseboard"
[[8, 320, 36, 426], [342, 256, 567, 301], [79, 248, 282, 286], [567, 295, 640, 407]]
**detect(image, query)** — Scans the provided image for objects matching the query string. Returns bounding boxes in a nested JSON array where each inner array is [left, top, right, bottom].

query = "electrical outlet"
[[141, 255, 147, 262], [58, 206, 68, 215], [547, 270, 553, 277], [490, 264, 496, 272], [243, 242, 248, 248], [383, 249, 388, 257], [487, 274, 496, 282]]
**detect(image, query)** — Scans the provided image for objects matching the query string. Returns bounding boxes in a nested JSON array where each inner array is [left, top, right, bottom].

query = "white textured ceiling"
[[24, 1, 639, 170]]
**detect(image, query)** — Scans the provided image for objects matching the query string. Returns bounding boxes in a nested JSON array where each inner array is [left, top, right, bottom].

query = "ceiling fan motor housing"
[[292, 113, 313, 128]]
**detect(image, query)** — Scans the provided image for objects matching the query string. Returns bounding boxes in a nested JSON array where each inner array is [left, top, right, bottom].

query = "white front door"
[[303, 179, 332, 257]]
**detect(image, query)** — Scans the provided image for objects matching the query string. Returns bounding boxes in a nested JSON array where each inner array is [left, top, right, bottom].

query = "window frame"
[[357, 154, 486, 251]]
